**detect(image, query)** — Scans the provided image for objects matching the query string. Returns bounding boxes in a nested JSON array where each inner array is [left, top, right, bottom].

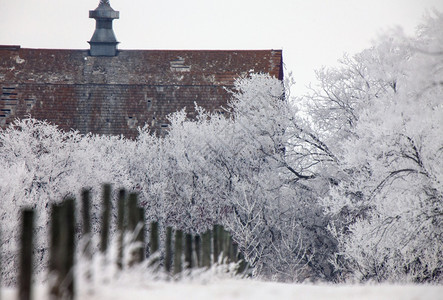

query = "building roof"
[[0, 46, 283, 138]]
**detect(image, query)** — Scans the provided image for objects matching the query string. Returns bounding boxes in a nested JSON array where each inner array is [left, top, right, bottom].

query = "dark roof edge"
[[0, 46, 282, 53], [0, 45, 21, 50]]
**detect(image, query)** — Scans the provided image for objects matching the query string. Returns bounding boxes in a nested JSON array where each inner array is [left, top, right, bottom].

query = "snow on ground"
[[2, 280, 442, 300], [2, 255, 442, 299]]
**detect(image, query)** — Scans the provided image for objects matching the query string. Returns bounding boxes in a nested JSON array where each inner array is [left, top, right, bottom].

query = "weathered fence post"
[[81, 189, 92, 284], [213, 225, 224, 263], [127, 193, 138, 233], [201, 230, 211, 269], [222, 229, 231, 263], [213, 225, 220, 263], [100, 184, 111, 254], [19, 208, 34, 300], [81, 189, 94, 294], [236, 251, 248, 275], [164, 227, 173, 273], [127, 193, 145, 266], [64, 198, 76, 300], [81, 189, 92, 258], [136, 207, 146, 263], [149, 221, 159, 268], [117, 189, 126, 270], [49, 198, 76, 300], [194, 235, 201, 268], [49, 203, 61, 298], [173, 230, 183, 276], [230, 241, 239, 263], [184, 233, 193, 269], [127, 193, 138, 267]]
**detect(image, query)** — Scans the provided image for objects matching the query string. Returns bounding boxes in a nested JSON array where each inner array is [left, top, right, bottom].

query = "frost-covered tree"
[[0, 119, 81, 283], [315, 12, 443, 282], [0, 74, 337, 284], [0, 119, 136, 284], [156, 74, 337, 281]]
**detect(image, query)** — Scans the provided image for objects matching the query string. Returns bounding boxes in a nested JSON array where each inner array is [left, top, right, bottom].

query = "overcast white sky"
[[0, 0, 442, 95]]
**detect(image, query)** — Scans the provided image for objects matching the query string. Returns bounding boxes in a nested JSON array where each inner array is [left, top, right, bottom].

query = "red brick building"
[[0, 1, 283, 138]]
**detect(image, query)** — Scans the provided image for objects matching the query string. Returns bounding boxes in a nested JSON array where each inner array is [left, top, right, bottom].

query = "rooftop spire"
[[88, 0, 119, 56]]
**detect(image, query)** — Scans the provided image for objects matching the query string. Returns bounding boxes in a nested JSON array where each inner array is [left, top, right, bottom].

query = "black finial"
[[100, 0, 110, 5]]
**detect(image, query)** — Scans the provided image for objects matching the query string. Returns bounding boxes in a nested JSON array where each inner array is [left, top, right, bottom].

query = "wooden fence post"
[[81, 189, 93, 293], [100, 184, 111, 254], [236, 251, 248, 275], [173, 230, 183, 276], [231, 241, 239, 263], [19, 208, 34, 300], [64, 198, 76, 300], [117, 189, 126, 270], [149, 222, 159, 268], [194, 235, 201, 268], [127, 193, 138, 267], [49, 198, 75, 300], [222, 229, 231, 263], [184, 233, 193, 269], [201, 230, 211, 269], [127, 193, 138, 233], [136, 207, 146, 263], [81, 189, 92, 284], [49, 203, 61, 298], [213, 225, 220, 263], [127, 193, 146, 266], [213, 225, 225, 263], [81, 189, 92, 258], [164, 227, 173, 273]]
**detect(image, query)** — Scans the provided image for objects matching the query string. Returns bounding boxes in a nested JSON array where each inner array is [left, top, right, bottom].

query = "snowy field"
[[2, 279, 442, 300]]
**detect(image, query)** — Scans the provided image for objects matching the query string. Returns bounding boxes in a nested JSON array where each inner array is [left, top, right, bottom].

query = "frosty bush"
[[312, 12, 443, 282], [0, 119, 135, 284], [157, 74, 336, 281], [0, 74, 336, 284]]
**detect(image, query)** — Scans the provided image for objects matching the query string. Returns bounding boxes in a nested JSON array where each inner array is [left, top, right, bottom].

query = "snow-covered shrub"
[[0, 74, 336, 284], [0, 119, 136, 284], [314, 12, 443, 282]]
